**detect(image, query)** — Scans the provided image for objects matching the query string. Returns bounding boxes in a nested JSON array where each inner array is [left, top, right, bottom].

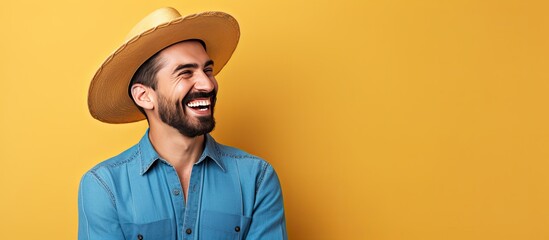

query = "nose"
[[193, 72, 216, 92]]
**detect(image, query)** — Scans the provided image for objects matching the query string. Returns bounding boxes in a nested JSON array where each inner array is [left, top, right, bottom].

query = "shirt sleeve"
[[78, 172, 126, 240], [246, 162, 288, 240]]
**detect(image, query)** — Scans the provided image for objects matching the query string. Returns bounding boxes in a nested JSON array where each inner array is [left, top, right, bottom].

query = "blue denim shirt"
[[78, 131, 287, 240]]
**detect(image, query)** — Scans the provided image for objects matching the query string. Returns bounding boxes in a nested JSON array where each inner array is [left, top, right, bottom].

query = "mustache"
[[182, 90, 217, 105]]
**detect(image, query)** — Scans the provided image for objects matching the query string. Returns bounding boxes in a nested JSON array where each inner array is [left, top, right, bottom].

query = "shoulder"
[[91, 144, 140, 171], [212, 141, 280, 189], [216, 143, 263, 162], [81, 143, 140, 189], [214, 142, 271, 169]]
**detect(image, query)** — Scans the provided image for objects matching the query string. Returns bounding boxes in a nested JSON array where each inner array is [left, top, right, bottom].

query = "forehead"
[[157, 40, 210, 65]]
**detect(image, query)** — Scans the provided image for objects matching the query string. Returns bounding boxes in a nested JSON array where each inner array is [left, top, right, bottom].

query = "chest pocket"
[[200, 210, 251, 240], [120, 218, 175, 240]]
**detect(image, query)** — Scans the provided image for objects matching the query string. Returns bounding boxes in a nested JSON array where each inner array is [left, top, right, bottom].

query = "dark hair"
[[128, 51, 163, 117], [128, 39, 207, 117]]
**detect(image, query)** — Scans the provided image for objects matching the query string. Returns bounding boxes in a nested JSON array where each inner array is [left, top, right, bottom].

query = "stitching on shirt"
[[214, 141, 262, 160], [105, 149, 140, 168], [256, 161, 269, 193], [79, 178, 91, 239], [219, 149, 262, 160], [136, 142, 150, 173], [89, 171, 117, 210], [220, 153, 262, 159]]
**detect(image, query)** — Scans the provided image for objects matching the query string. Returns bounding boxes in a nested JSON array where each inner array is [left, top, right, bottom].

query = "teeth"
[[186, 99, 210, 108]]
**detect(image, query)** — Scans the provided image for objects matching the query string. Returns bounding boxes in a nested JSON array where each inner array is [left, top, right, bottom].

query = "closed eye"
[[179, 70, 193, 77]]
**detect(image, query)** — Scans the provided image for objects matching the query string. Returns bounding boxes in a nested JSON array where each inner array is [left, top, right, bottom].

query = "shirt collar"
[[139, 130, 225, 175], [199, 134, 225, 171]]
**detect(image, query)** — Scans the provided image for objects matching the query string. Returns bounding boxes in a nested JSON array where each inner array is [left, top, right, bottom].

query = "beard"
[[157, 90, 217, 138]]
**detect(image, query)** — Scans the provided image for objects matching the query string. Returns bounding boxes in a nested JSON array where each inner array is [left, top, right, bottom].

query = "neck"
[[148, 123, 205, 171]]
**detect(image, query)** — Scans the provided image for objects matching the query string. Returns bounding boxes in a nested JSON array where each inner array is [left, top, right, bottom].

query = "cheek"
[[173, 82, 192, 96]]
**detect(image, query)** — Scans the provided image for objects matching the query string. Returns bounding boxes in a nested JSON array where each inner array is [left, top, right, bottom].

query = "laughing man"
[[78, 7, 287, 240]]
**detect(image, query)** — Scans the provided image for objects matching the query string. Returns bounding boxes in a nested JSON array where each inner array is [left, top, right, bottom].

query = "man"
[[79, 7, 287, 240]]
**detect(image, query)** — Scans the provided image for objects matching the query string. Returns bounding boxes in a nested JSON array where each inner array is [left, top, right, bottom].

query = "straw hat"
[[88, 7, 240, 123]]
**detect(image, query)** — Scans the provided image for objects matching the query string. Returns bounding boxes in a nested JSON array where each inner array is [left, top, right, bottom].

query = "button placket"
[[181, 164, 204, 239], [163, 163, 185, 238]]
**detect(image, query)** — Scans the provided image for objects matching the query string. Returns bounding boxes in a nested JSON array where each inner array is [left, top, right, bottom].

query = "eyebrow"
[[172, 60, 215, 75]]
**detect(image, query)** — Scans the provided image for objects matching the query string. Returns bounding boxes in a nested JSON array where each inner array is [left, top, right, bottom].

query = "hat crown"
[[125, 7, 182, 41]]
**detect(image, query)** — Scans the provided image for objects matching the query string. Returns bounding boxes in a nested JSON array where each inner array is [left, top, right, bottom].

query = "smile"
[[186, 98, 211, 111]]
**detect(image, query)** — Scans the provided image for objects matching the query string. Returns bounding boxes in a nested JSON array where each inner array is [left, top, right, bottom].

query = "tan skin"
[[130, 41, 218, 201]]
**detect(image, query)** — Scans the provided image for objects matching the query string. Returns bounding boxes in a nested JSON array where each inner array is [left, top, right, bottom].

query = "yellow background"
[[1, 0, 548, 239]]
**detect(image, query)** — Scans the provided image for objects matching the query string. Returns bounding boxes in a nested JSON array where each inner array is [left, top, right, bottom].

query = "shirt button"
[[173, 189, 180, 196], [235, 226, 241, 232], [186, 228, 192, 234], [137, 234, 143, 240]]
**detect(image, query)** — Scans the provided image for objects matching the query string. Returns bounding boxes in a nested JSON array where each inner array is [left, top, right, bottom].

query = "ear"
[[130, 83, 155, 110]]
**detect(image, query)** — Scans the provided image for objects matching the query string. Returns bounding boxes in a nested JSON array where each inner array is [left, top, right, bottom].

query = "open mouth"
[[185, 98, 211, 112]]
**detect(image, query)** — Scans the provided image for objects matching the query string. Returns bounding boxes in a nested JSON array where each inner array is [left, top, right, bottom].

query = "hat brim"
[[88, 11, 240, 123]]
